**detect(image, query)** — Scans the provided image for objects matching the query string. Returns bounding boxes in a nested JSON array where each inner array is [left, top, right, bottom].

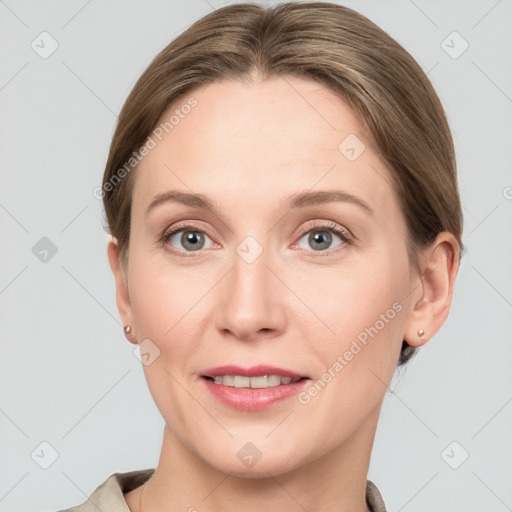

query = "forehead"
[[133, 76, 395, 218]]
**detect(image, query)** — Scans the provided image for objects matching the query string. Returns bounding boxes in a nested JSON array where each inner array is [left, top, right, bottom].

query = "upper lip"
[[201, 365, 308, 379]]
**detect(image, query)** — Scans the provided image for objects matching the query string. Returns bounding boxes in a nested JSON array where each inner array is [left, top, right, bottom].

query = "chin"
[[212, 458, 299, 479], [197, 438, 311, 479]]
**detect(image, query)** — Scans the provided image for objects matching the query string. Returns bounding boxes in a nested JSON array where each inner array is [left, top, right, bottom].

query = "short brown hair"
[[101, 2, 463, 365]]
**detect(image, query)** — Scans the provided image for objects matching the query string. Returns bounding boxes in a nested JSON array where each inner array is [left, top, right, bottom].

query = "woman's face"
[[116, 76, 423, 476]]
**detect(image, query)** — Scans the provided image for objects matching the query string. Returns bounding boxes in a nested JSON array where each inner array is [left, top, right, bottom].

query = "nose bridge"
[[214, 235, 285, 339]]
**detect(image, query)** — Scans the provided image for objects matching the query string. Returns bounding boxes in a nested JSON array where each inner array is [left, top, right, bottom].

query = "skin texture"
[[108, 76, 459, 512]]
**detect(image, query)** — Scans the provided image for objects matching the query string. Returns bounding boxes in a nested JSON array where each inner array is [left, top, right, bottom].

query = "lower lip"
[[202, 378, 309, 411]]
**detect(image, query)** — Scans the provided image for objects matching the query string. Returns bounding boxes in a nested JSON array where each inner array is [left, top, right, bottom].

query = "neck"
[[133, 407, 380, 512]]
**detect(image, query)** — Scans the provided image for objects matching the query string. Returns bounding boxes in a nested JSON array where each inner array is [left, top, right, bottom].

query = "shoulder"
[[58, 468, 155, 512], [366, 480, 387, 512]]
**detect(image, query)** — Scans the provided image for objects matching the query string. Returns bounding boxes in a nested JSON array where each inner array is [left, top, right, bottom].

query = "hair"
[[101, 1, 463, 366]]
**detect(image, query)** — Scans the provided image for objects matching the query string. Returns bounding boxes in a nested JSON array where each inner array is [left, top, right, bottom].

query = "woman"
[[63, 2, 462, 511]]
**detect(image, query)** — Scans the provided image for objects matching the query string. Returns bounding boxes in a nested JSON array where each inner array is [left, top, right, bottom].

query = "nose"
[[214, 244, 287, 342]]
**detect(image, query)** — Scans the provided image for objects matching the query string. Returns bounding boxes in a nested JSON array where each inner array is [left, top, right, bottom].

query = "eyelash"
[[160, 220, 353, 258]]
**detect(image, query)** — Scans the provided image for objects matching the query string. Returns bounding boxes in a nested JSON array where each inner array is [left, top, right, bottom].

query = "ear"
[[107, 237, 137, 345], [403, 232, 460, 347]]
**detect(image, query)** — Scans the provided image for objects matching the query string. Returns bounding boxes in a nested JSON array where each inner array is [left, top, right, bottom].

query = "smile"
[[200, 365, 310, 411], [203, 374, 305, 388]]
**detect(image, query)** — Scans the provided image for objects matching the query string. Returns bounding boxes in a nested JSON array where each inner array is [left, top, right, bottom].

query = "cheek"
[[128, 247, 212, 339], [293, 268, 406, 446], [295, 248, 409, 400], [128, 258, 213, 426], [296, 249, 409, 339]]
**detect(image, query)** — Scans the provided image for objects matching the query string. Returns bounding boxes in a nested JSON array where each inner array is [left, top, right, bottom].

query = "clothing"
[[59, 467, 387, 512]]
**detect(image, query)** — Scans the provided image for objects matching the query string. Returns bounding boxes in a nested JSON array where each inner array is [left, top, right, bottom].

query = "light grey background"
[[1, 1, 511, 511]]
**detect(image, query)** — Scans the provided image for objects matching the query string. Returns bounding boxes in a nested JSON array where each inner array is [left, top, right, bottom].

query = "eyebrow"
[[145, 189, 373, 216]]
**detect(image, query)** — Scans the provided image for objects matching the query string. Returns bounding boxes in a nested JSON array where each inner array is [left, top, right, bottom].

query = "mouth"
[[201, 374, 308, 388], [201, 364, 309, 387], [199, 365, 310, 410]]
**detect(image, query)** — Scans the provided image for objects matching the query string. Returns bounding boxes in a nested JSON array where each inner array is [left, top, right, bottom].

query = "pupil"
[[310, 231, 331, 250], [182, 231, 203, 251]]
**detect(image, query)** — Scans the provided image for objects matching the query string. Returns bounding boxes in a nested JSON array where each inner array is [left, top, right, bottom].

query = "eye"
[[294, 221, 352, 253], [160, 220, 352, 257], [161, 222, 216, 255]]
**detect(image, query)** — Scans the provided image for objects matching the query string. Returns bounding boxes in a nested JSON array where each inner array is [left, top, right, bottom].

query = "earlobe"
[[403, 232, 460, 348], [107, 238, 137, 344]]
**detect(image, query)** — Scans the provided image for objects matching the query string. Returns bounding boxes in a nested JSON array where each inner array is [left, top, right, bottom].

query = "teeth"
[[250, 375, 268, 388], [267, 375, 281, 386], [208, 374, 301, 388], [220, 375, 234, 386], [234, 376, 250, 388]]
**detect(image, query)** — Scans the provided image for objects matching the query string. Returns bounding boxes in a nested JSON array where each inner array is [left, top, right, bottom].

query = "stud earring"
[[417, 329, 425, 339], [123, 325, 137, 345]]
